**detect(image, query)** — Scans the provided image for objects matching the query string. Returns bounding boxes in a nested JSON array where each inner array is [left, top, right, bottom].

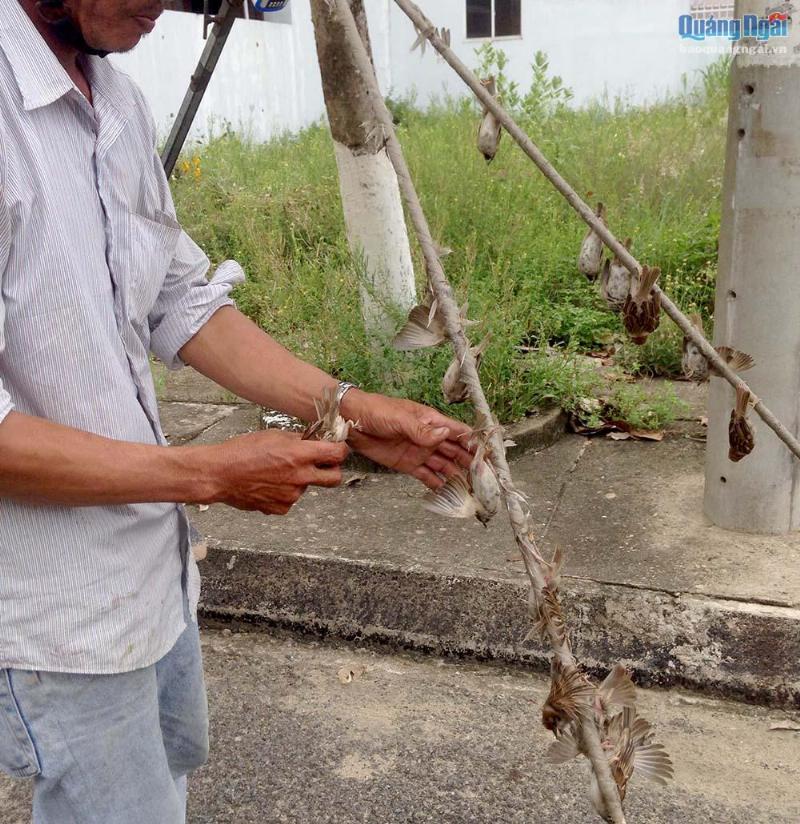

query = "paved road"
[[1, 627, 798, 823]]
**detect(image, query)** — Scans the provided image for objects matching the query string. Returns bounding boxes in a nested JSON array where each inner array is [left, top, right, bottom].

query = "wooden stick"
[[392, 0, 800, 464], [330, 1, 627, 821]]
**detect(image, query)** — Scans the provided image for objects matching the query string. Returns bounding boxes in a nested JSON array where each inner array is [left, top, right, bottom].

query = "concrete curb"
[[199, 543, 800, 709]]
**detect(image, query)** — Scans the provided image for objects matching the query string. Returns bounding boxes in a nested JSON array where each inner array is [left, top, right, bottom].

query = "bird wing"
[[423, 475, 477, 519], [633, 741, 674, 785], [545, 728, 580, 764], [717, 346, 755, 373], [598, 664, 637, 709], [392, 304, 445, 350]]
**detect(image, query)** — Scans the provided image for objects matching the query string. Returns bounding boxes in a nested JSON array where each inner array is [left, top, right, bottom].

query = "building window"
[[163, 1, 292, 24], [466, 0, 521, 39], [689, 1, 735, 20]]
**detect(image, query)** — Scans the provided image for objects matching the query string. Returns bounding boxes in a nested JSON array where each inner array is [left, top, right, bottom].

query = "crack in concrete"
[[540, 436, 590, 542], [563, 572, 799, 612]]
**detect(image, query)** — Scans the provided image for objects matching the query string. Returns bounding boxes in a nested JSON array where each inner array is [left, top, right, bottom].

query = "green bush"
[[170, 56, 730, 427]]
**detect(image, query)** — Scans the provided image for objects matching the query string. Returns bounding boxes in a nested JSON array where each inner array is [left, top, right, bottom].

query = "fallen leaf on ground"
[[629, 428, 664, 442], [769, 721, 800, 732], [344, 474, 368, 488], [337, 665, 368, 685]]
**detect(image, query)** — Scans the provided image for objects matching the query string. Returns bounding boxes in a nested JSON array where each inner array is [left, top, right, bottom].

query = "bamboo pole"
[[329, 1, 627, 821], [391, 0, 800, 465]]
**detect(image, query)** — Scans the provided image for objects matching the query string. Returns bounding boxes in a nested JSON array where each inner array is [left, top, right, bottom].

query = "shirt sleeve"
[[146, 199, 245, 370], [141, 108, 245, 369], [0, 146, 14, 425]]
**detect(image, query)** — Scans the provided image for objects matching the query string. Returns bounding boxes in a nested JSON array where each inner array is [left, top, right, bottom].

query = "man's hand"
[[341, 390, 474, 490], [198, 430, 348, 515]]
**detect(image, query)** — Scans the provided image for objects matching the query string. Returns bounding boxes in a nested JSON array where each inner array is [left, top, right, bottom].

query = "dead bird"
[[422, 472, 493, 526], [599, 238, 634, 313], [622, 264, 661, 345], [302, 387, 359, 443], [577, 202, 607, 281], [682, 314, 755, 382], [541, 659, 595, 736], [468, 433, 501, 522], [477, 76, 502, 163], [588, 707, 674, 821], [441, 335, 491, 404], [728, 385, 755, 462]]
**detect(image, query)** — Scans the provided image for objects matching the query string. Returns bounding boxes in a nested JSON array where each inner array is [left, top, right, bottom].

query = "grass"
[[170, 58, 729, 428]]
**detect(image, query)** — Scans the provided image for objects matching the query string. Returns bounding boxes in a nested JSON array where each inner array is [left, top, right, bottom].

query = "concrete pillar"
[[704, 2, 800, 533]]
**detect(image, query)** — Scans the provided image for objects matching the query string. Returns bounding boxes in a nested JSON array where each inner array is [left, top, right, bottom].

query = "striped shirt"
[[0, 1, 244, 673]]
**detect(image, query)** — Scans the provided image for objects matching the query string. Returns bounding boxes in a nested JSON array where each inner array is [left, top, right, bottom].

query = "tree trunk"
[[310, 0, 416, 337]]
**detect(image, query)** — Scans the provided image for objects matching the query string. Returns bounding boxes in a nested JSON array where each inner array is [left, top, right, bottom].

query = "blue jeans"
[[0, 620, 208, 824]]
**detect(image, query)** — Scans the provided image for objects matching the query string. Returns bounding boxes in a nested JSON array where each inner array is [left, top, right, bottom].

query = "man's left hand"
[[341, 390, 474, 490]]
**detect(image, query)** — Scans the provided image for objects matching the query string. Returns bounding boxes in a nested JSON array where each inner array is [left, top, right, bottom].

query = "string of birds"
[[306, 9, 764, 815], [301, 85, 691, 818]]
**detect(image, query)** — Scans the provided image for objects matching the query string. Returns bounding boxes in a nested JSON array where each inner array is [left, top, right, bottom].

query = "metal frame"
[[160, 0, 244, 177]]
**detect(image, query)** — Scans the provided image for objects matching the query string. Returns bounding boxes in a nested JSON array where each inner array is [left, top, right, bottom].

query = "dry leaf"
[[608, 432, 631, 441], [337, 665, 367, 684], [345, 474, 368, 488], [769, 721, 800, 732], [629, 429, 665, 442]]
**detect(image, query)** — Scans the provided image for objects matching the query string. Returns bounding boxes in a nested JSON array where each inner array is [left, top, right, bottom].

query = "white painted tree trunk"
[[311, 0, 416, 338], [333, 142, 416, 336]]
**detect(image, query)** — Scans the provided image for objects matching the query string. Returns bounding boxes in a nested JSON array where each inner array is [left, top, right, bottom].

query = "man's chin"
[[91, 34, 146, 55]]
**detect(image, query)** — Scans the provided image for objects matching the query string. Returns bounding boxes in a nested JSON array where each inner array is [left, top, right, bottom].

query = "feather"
[[598, 664, 637, 710], [423, 475, 477, 520], [392, 303, 446, 350], [715, 346, 755, 373], [545, 728, 581, 764]]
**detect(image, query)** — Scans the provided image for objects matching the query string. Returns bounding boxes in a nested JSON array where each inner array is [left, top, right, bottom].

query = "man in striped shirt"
[[0, 1, 473, 821]]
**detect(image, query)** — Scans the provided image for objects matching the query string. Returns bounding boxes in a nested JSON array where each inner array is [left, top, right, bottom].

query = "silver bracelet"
[[335, 381, 358, 408]]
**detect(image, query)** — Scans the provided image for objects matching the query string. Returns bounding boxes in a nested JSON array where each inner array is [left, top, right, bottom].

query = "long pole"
[[391, 0, 800, 467], [160, 1, 243, 177], [331, 1, 628, 821], [704, 0, 800, 532]]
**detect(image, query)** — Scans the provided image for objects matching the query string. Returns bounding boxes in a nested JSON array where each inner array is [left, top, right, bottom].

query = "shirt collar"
[[84, 55, 134, 119], [0, 0, 76, 111]]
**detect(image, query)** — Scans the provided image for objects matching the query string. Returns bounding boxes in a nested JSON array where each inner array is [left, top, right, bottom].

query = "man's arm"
[[178, 306, 340, 422], [180, 307, 476, 489], [0, 411, 347, 512]]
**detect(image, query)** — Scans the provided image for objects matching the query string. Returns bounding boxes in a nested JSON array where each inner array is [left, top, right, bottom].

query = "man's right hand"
[[197, 430, 348, 515]]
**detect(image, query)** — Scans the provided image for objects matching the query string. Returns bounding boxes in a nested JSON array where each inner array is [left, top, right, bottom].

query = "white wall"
[[111, 4, 328, 143], [382, 0, 721, 107], [111, 1, 721, 145]]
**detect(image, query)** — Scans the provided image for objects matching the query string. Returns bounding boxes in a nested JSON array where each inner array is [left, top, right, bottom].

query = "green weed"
[[170, 56, 729, 427]]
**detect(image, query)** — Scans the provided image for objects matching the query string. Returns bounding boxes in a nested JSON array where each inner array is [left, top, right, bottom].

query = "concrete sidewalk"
[[2, 628, 798, 823], [159, 368, 800, 706]]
